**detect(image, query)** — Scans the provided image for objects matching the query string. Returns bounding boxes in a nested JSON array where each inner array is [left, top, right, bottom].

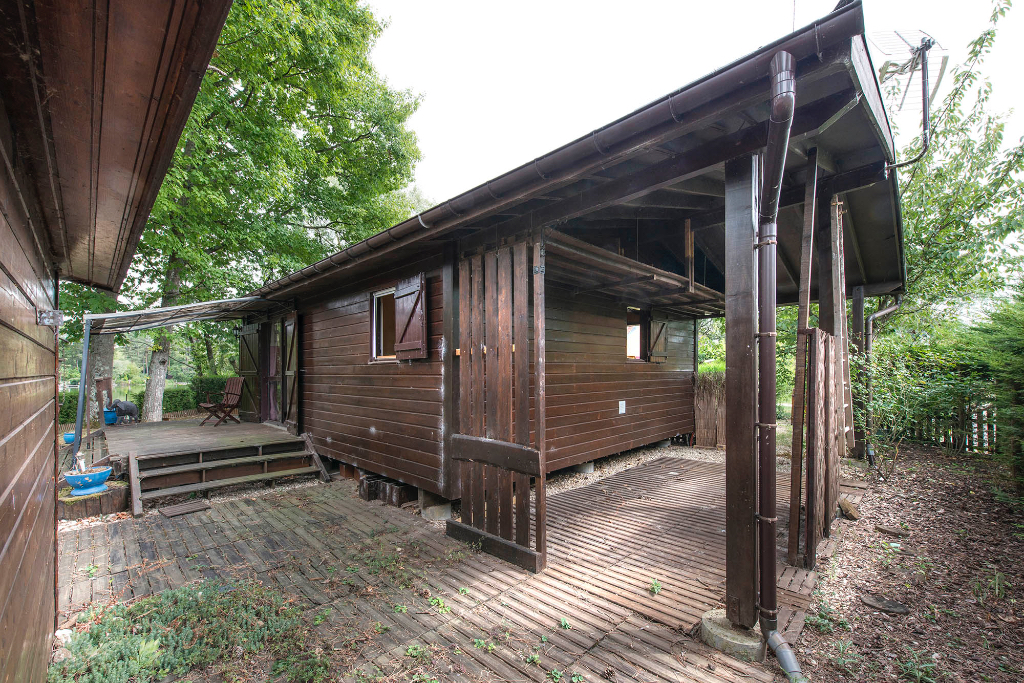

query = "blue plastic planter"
[[63, 432, 75, 444], [65, 466, 113, 497], [103, 408, 117, 425]]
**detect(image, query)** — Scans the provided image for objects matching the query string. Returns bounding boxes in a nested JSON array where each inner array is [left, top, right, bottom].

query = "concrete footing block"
[[699, 609, 766, 663], [572, 461, 595, 474], [418, 489, 452, 521]]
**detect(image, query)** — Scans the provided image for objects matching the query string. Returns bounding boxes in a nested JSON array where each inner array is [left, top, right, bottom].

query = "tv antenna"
[[868, 31, 947, 169]]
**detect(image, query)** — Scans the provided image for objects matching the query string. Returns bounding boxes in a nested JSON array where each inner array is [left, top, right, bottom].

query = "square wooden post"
[[815, 195, 837, 336], [533, 237, 548, 569], [724, 154, 760, 629]]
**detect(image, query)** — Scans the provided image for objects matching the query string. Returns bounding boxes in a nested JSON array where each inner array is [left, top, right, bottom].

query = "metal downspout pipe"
[[757, 51, 807, 683], [71, 318, 92, 463]]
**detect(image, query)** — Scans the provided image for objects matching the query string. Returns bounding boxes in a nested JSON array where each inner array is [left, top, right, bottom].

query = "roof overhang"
[[253, 0, 904, 307], [0, 0, 232, 293], [85, 297, 286, 335]]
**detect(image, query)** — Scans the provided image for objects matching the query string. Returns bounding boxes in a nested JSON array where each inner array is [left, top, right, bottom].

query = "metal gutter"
[[252, 1, 868, 300]]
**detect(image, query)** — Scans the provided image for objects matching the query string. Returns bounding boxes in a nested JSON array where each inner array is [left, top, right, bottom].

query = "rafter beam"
[[492, 90, 859, 236], [688, 159, 889, 231], [573, 275, 655, 296]]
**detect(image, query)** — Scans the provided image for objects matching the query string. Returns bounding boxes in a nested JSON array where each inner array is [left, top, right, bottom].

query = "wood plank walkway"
[[104, 419, 299, 458], [58, 456, 864, 682]]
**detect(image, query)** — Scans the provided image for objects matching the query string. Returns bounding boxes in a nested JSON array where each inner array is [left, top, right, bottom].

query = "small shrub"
[[47, 580, 322, 683], [899, 650, 940, 683], [189, 376, 232, 403], [648, 579, 662, 596], [405, 644, 429, 660], [130, 386, 196, 413]]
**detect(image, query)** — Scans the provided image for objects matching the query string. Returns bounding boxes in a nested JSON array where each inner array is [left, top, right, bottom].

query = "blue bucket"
[[65, 466, 113, 497], [103, 408, 117, 425], [63, 432, 75, 444]]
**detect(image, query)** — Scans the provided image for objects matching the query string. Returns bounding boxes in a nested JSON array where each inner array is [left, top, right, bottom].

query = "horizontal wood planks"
[[55, 461, 850, 682], [298, 254, 447, 494], [0, 103, 58, 682], [544, 284, 695, 470]]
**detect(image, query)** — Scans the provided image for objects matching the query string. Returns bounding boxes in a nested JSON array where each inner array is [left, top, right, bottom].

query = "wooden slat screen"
[[237, 327, 260, 422], [792, 327, 844, 568], [448, 240, 547, 572], [280, 313, 299, 433]]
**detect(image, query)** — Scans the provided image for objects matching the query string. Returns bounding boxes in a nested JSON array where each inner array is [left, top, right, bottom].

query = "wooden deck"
[[58, 456, 863, 682], [104, 419, 298, 458]]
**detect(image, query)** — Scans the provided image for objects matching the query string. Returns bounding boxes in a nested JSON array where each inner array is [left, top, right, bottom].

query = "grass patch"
[[48, 580, 329, 683]]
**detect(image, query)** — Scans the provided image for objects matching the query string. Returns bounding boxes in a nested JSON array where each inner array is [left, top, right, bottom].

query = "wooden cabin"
[[0, 1, 230, 678], [242, 0, 903, 606]]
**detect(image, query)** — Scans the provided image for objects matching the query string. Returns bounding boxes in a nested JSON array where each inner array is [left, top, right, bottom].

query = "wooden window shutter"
[[394, 272, 428, 359], [649, 314, 669, 363]]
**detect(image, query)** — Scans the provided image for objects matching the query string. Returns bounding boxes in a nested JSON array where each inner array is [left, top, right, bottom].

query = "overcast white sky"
[[367, 0, 1023, 205]]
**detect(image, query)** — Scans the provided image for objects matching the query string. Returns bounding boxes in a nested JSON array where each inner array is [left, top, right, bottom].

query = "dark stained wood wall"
[[544, 284, 695, 471], [298, 254, 448, 496], [0, 106, 58, 682]]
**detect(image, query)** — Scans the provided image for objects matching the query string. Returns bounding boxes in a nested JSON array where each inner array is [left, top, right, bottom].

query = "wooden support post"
[[851, 285, 866, 459], [684, 218, 695, 292], [788, 149, 817, 566], [833, 201, 854, 451], [724, 154, 759, 629], [129, 452, 142, 518], [458, 255, 474, 525], [441, 244, 458, 498], [533, 238, 548, 569], [816, 195, 837, 335]]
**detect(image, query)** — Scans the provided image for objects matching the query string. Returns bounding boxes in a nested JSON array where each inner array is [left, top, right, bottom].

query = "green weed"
[[48, 580, 328, 683]]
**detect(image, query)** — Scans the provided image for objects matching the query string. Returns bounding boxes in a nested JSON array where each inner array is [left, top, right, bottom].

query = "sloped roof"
[[253, 0, 903, 306], [0, 0, 232, 292]]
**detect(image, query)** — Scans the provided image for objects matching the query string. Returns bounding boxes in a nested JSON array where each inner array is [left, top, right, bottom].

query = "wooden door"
[[446, 241, 547, 572], [237, 324, 260, 422], [280, 312, 300, 434]]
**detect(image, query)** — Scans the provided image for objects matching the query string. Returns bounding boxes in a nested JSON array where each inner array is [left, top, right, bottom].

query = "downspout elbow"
[[759, 51, 796, 227], [767, 631, 810, 683]]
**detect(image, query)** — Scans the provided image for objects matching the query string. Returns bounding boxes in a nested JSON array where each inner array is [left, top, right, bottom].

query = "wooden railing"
[[447, 434, 546, 571], [912, 408, 997, 454]]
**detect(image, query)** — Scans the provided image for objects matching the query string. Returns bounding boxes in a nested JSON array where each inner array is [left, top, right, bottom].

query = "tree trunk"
[[85, 290, 117, 426], [142, 255, 183, 422], [204, 333, 216, 375]]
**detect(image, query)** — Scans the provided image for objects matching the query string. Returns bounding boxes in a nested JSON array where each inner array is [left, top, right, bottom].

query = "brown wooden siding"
[[544, 285, 695, 471], [0, 108, 58, 683], [299, 255, 447, 495]]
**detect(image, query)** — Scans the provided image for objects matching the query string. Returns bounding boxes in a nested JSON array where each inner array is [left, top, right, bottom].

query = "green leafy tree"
[[132, 0, 421, 420], [881, 0, 1023, 333], [969, 287, 1024, 495]]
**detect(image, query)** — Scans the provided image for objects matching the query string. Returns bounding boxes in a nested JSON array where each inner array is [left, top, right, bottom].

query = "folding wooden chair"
[[199, 376, 244, 426]]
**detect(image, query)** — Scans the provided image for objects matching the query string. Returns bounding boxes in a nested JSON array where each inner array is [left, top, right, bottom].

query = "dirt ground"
[[797, 443, 1024, 682]]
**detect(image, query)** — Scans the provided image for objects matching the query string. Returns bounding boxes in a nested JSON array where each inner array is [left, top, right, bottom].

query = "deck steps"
[[139, 466, 320, 501], [128, 432, 329, 516], [136, 449, 310, 479]]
